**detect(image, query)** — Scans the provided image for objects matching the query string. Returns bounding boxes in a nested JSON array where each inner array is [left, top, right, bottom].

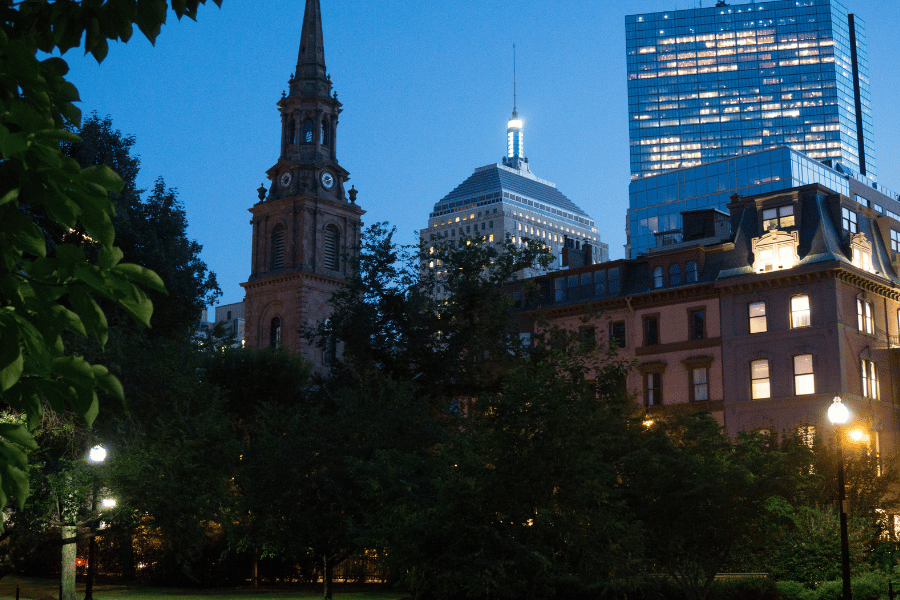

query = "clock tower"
[[241, 0, 364, 370]]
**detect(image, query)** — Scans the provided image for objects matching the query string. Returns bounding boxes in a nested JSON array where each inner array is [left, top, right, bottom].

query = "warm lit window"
[[850, 233, 873, 272], [669, 263, 681, 286], [752, 230, 799, 273], [762, 205, 795, 230], [842, 207, 858, 233], [794, 354, 815, 395], [797, 425, 815, 449], [790, 295, 810, 328], [749, 301, 767, 333], [691, 367, 708, 402], [857, 298, 873, 334], [685, 261, 698, 283], [653, 266, 664, 288], [644, 315, 660, 346], [689, 308, 705, 340], [750, 359, 770, 399], [862, 358, 878, 399]]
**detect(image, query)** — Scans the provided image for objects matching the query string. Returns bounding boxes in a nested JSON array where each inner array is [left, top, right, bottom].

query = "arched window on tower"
[[304, 119, 313, 143], [273, 225, 285, 269], [288, 119, 296, 145], [320, 120, 328, 145], [270, 317, 281, 348], [324, 224, 340, 271]]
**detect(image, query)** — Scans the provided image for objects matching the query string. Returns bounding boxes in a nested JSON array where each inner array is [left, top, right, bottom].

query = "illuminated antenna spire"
[[513, 44, 517, 117], [504, 44, 526, 170]]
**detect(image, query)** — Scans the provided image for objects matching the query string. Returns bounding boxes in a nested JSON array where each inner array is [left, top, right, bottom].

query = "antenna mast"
[[513, 44, 517, 116]]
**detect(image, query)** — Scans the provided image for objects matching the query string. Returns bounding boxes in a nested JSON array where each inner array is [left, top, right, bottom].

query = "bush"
[[776, 580, 817, 600], [709, 576, 779, 600], [851, 572, 886, 600]]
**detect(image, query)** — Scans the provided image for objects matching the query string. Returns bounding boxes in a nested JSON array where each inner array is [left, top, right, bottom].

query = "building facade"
[[626, 0, 875, 182], [515, 181, 900, 455], [627, 145, 900, 258], [241, 0, 364, 371], [423, 109, 608, 279]]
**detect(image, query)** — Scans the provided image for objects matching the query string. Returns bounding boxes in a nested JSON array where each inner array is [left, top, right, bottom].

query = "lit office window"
[[857, 298, 873, 334], [793, 354, 815, 395], [861, 358, 878, 400], [790, 295, 810, 328], [750, 359, 770, 400], [762, 205, 795, 230], [749, 301, 767, 333]]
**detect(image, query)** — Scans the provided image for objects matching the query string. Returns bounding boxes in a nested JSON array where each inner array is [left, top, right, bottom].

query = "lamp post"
[[85, 445, 106, 600], [827, 397, 853, 600]]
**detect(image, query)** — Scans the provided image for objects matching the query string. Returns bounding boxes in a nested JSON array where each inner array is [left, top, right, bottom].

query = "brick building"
[[515, 181, 900, 455]]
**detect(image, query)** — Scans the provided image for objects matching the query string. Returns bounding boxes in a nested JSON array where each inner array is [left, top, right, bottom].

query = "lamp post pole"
[[85, 445, 107, 600], [828, 397, 853, 600]]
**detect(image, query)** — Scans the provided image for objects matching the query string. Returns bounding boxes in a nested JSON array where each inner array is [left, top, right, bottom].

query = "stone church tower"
[[241, 0, 364, 371]]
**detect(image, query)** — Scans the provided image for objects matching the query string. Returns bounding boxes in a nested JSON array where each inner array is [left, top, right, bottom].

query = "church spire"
[[292, 0, 330, 98]]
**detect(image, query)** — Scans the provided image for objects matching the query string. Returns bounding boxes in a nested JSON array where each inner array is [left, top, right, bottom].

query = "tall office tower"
[[423, 108, 608, 279], [626, 0, 875, 181]]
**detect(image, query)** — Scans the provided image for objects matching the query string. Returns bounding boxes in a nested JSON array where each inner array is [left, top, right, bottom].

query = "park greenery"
[[3, 3, 900, 600]]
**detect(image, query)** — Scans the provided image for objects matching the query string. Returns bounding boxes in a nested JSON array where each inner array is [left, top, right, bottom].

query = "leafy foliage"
[[0, 0, 221, 544]]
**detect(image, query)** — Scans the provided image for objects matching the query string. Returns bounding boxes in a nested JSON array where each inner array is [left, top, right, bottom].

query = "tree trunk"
[[251, 555, 258, 588], [322, 555, 332, 600], [119, 529, 136, 581], [61, 525, 77, 600]]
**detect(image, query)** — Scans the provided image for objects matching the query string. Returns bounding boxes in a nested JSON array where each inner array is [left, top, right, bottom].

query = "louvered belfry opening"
[[324, 225, 339, 270], [273, 226, 285, 269]]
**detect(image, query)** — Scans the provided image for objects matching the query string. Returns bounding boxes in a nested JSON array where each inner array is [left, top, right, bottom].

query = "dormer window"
[[752, 230, 799, 273], [849, 233, 873, 272], [842, 207, 858, 233], [762, 205, 794, 231]]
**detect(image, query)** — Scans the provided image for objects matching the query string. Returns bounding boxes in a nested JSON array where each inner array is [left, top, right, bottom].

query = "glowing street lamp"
[[827, 397, 853, 600], [85, 445, 107, 600]]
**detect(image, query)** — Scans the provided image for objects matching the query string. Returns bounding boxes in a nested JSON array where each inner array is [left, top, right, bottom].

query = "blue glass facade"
[[625, 0, 876, 181], [627, 146, 852, 256]]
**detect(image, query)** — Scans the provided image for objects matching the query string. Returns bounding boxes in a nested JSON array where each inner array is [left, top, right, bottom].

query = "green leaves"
[[0, 0, 221, 518]]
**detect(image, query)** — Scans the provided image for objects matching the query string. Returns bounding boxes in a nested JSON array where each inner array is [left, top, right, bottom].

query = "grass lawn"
[[0, 576, 405, 600]]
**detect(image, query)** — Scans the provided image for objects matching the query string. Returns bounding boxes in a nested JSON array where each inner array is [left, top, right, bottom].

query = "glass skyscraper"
[[625, 0, 875, 182]]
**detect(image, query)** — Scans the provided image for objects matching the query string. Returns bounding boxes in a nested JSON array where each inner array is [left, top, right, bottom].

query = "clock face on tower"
[[280, 171, 292, 187], [321, 171, 334, 189]]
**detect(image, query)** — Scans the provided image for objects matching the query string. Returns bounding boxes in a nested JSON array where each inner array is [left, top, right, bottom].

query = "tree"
[[367, 333, 643, 600], [619, 414, 813, 600], [63, 114, 221, 340], [0, 0, 221, 512]]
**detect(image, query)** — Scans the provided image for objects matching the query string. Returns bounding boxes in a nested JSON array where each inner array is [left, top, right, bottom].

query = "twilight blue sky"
[[57, 0, 900, 308]]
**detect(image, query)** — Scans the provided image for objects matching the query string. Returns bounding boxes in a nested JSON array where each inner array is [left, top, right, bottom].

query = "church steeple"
[[264, 0, 347, 204], [243, 0, 364, 371], [292, 0, 329, 97]]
